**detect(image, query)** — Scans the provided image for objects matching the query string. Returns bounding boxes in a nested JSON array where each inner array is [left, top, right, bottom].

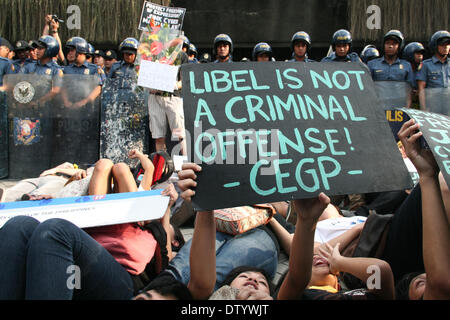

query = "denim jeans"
[[166, 227, 278, 291], [0, 216, 135, 300]]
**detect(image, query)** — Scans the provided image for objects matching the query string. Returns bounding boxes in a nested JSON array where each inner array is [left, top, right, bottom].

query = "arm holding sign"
[[398, 119, 450, 299], [177, 163, 217, 300]]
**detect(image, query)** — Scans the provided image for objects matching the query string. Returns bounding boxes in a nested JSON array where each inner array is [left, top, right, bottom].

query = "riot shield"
[[424, 87, 450, 116], [51, 74, 101, 167], [0, 90, 7, 178], [374, 81, 412, 140], [100, 77, 150, 166], [4, 74, 54, 179]]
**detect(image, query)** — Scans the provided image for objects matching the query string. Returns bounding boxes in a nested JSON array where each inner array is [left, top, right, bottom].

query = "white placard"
[[137, 60, 179, 92], [0, 190, 169, 229]]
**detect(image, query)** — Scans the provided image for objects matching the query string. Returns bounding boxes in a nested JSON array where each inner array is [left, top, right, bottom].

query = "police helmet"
[[213, 34, 233, 56], [65, 37, 86, 50], [402, 42, 426, 63], [383, 30, 405, 51], [252, 42, 273, 61], [429, 30, 450, 53], [38, 35, 60, 58], [87, 43, 95, 57], [360, 45, 380, 63], [73, 38, 89, 54], [181, 35, 191, 50], [119, 37, 140, 54], [332, 29, 352, 50], [291, 31, 311, 51], [188, 43, 198, 57]]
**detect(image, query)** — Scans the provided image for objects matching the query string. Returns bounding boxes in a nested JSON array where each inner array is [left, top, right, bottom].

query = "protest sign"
[[138, 1, 186, 31], [182, 62, 414, 211], [400, 108, 450, 187], [137, 60, 179, 92], [0, 190, 169, 229]]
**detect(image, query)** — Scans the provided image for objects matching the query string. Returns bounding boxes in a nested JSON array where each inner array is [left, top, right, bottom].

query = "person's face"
[[29, 48, 38, 60], [437, 41, 450, 57], [16, 50, 28, 60], [94, 55, 105, 67], [104, 58, 116, 68], [408, 273, 426, 300], [309, 254, 339, 288], [0, 45, 10, 58], [335, 43, 350, 57], [66, 48, 76, 63], [230, 271, 270, 295], [216, 42, 230, 59], [123, 52, 136, 64], [256, 53, 270, 62], [414, 52, 424, 64], [384, 39, 400, 57], [133, 289, 177, 300], [294, 41, 308, 58], [36, 47, 46, 59], [75, 52, 86, 65]]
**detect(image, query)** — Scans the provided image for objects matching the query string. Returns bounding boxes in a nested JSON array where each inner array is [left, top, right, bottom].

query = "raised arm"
[[398, 119, 450, 299], [128, 149, 154, 191], [277, 193, 330, 300], [177, 163, 216, 300]]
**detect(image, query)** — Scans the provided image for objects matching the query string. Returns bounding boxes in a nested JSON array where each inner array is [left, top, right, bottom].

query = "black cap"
[[28, 40, 41, 49], [104, 49, 117, 60], [94, 49, 105, 58], [0, 37, 13, 51], [14, 40, 32, 52]]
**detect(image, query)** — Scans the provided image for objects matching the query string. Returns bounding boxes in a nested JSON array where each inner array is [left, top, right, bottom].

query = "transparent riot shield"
[[374, 81, 412, 140], [51, 74, 101, 168], [4, 74, 54, 179], [100, 77, 150, 166], [0, 90, 7, 178], [424, 87, 450, 116]]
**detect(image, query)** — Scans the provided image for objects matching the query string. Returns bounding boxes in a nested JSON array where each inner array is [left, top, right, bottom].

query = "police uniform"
[[368, 57, 415, 88], [107, 60, 136, 80], [63, 61, 106, 86], [416, 55, 449, 88], [321, 52, 361, 63], [213, 58, 233, 63], [0, 56, 15, 86], [21, 59, 63, 87], [12, 58, 34, 74], [288, 56, 315, 63]]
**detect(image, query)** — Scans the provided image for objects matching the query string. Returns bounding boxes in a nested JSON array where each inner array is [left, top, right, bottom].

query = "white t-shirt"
[[314, 216, 367, 243]]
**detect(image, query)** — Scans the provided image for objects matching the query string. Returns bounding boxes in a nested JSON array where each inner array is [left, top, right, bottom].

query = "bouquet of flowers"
[[135, 18, 184, 76]]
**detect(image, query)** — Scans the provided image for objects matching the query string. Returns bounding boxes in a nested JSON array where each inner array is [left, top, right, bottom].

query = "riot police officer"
[[367, 30, 415, 87], [103, 49, 118, 76], [403, 42, 426, 73], [188, 43, 199, 63], [181, 35, 190, 54], [94, 49, 106, 69], [0, 37, 15, 88], [86, 43, 95, 64], [321, 29, 361, 63], [416, 30, 450, 111], [360, 45, 380, 64], [21, 35, 63, 103], [64, 37, 86, 66], [289, 31, 314, 62], [63, 37, 105, 108], [213, 34, 233, 63], [12, 40, 34, 73], [108, 37, 140, 80], [252, 42, 273, 62]]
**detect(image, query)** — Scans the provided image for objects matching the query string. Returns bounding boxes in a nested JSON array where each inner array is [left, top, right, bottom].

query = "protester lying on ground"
[[0, 154, 181, 299], [136, 163, 332, 300], [394, 119, 450, 300], [0, 162, 88, 202]]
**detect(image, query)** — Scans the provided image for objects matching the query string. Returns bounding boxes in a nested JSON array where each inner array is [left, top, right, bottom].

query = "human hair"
[[141, 273, 192, 300], [395, 271, 423, 300], [221, 266, 275, 296]]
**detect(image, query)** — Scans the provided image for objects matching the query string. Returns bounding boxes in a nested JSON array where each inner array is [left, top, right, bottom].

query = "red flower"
[[150, 41, 163, 56]]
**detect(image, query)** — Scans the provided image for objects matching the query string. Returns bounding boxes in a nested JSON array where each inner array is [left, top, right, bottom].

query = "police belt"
[[151, 90, 181, 98]]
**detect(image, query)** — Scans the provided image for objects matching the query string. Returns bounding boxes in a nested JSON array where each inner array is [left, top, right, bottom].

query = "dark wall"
[[172, 0, 348, 61]]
